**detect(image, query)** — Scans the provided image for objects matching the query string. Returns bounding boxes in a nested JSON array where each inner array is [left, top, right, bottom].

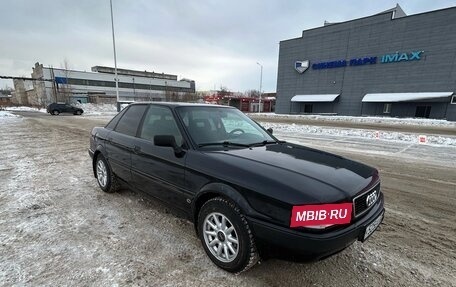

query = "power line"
[[0, 75, 53, 82]]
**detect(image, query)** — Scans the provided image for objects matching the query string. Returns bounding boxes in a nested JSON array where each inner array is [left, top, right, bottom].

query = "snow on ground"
[[261, 122, 456, 147], [0, 111, 21, 118], [251, 113, 456, 128], [6, 106, 47, 113], [74, 103, 118, 116]]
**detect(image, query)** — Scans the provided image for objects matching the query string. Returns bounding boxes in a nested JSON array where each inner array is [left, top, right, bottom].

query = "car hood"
[[202, 142, 377, 204]]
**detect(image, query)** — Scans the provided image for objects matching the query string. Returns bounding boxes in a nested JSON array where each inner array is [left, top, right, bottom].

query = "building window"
[[415, 106, 431, 118], [300, 104, 313, 113], [383, 103, 392, 114], [451, 95, 456, 104]]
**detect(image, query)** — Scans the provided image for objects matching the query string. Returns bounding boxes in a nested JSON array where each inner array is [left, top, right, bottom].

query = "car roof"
[[128, 102, 235, 109]]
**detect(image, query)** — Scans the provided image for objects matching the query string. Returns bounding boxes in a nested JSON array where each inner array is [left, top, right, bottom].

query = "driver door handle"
[[133, 145, 141, 153]]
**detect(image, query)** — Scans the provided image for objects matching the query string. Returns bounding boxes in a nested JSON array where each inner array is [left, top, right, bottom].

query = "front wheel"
[[198, 197, 259, 273], [95, 155, 119, 193]]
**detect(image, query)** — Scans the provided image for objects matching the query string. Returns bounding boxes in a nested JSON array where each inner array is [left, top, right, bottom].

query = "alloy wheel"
[[96, 159, 108, 188], [203, 212, 239, 263]]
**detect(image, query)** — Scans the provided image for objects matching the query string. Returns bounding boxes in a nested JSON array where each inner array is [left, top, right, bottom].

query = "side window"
[[140, 106, 183, 146], [114, 105, 148, 137]]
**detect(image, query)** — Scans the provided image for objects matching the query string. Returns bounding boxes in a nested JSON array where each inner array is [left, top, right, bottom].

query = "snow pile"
[[0, 111, 21, 118], [263, 122, 456, 147], [6, 106, 47, 113], [251, 113, 456, 128], [73, 103, 118, 116]]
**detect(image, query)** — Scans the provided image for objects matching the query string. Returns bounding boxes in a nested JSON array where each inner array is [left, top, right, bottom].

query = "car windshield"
[[176, 106, 276, 147]]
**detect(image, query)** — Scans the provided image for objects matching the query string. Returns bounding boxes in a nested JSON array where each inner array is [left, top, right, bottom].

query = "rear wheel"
[[198, 197, 259, 273], [75, 110, 82, 115], [52, 110, 60, 115], [95, 154, 119, 193]]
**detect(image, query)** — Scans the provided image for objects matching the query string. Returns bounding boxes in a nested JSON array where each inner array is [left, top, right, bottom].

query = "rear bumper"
[[248, 193, 384, 261]]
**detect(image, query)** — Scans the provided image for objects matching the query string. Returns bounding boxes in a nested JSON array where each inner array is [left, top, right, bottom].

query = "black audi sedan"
[[88, 103, 384, 273]]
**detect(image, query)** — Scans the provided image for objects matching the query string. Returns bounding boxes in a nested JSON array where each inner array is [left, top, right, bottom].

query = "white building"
[[14, 62, 195, 106]]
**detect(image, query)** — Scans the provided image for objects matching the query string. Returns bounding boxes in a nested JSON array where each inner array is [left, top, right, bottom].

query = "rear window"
[[114, 105, 148, 136]]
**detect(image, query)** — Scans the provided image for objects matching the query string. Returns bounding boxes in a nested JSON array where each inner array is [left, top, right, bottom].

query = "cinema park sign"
[[310, 50, 424, 70]]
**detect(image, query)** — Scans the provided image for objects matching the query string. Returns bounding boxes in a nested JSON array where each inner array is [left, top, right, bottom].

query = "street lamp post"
[[256, 62, 263, 113], [110, 0, 120, 111]]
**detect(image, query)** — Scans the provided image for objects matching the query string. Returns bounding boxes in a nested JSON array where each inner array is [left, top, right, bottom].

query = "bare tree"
[[245, 89, 260, 98], [219, 86, 231, 97], [182, 92, 200, 102], [58, 59, 72, 103]]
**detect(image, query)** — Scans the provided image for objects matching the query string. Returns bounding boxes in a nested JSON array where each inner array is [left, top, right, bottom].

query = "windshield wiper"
[[248, 140, 279, 147], [198, 141, 250, 148]]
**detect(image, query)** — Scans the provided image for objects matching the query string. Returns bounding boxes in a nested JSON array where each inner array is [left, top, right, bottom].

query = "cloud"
[[1, 0, 455, 92]]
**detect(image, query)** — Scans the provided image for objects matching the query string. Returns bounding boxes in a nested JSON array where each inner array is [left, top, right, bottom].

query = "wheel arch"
[[192, 182, 269, 233]]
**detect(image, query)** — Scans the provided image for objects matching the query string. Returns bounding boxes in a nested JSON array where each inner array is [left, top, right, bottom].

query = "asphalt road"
[[1, 111, 455, 287]]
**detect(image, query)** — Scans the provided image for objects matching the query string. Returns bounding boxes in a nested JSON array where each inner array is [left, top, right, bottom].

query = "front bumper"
[[88, 148, 95, 159], [248, 193, 384, 261]]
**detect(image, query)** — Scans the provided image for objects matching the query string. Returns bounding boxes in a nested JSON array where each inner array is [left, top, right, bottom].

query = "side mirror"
[[154, 135, 184, 157], [267, 128, 273, 135]]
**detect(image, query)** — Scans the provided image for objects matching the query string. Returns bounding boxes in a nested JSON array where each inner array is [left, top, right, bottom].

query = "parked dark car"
[[47, 103, 83, 115], [88, 103, 384, 273]]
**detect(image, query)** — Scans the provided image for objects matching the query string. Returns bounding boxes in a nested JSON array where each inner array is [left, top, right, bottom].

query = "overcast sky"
[[0, 0, 454, 92]]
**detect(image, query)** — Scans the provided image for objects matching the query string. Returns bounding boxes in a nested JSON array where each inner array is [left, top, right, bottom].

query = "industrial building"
[[276, 5, 456, 121], [12, 62, 195, 106]]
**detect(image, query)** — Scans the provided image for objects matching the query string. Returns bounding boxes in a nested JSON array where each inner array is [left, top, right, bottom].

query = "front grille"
[[353, 183, 380, 217]]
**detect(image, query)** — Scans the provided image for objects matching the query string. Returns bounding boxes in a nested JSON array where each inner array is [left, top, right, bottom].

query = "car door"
[[131, 105, 190, 212], [105, 104, 148, 182], [57, 104, 65, 112], [64, 104, 73, 113]]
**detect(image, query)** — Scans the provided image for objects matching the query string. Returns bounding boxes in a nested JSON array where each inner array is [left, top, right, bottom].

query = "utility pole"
[[256, 62, 263, 113], [110, 0, 120, 111]]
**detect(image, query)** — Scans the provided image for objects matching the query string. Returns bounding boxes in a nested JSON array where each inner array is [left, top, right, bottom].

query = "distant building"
[[276, 5, 456, 121], [12, 79, 34, 105], [13, 62, 196, 106], [203, 92, 276, 112], [228, 97, 275, 113]]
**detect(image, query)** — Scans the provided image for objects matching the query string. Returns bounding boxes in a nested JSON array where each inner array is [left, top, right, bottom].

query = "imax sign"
[[381, 51, 423, 63]]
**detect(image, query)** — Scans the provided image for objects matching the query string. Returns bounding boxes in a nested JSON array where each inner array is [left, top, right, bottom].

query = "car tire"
[[198, 197, 259, 273], [95, 154, 119, 193], [52, 110, 60, 115], [75, 110, 82, 115]]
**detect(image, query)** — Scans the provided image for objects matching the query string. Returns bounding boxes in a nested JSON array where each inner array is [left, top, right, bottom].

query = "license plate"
[[363, 212, 383, 241]]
